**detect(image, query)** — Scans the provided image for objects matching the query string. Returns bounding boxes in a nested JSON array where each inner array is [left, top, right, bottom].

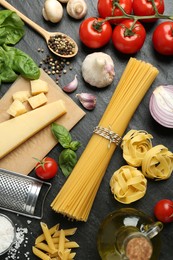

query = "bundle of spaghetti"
[[51, 58, 159, 221]]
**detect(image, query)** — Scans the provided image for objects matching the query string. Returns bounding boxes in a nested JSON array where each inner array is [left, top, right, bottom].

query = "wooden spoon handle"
[[0, 0, 49, 39]]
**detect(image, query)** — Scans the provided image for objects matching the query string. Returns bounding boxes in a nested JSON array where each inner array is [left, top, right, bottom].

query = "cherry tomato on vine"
[[112, 19, 146, 54], [152, 21, 173, 55], [133, 0, 165, 23], [79, 17, 112, 49], [97, 0, 133, 24], [34, 157, 58, 180], [154, 199, 173, 223]]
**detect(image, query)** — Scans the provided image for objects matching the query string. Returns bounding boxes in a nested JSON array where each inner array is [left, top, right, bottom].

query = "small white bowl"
[[0, 213, 16, 255]]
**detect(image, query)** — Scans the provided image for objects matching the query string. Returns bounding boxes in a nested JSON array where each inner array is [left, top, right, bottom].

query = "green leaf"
[[59, 149, 77, 177], [0, 10, 24, 45], [69, 140, 81, 151], [51, 123, 72, 148], [3, 45, 40, 80]]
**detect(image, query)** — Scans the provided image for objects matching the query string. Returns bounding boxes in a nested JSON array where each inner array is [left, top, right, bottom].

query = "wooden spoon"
[[0, 0, 78, 58]]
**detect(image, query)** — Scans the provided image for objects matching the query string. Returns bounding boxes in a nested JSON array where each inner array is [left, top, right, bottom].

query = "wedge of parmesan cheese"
[[7, 99, 28, 117], [12, 90, 31, 102], [28, 93, 48, 109], [30, 79, 49, 95], [0, 100, 66, 159]]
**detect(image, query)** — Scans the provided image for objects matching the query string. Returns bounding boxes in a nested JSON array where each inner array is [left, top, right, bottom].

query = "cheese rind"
[[0, 100, 66, 159]]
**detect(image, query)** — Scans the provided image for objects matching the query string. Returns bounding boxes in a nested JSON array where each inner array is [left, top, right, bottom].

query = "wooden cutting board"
[[0, 69, 85, 175]]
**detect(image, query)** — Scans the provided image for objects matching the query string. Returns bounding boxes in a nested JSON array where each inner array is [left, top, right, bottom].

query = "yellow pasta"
[[110, 165, 147, 204], [51, 57, 159, 221], [35, 224, 59, 244], [35, 242, 58, 254], [40, 222, 56, 251], [58, 229, 65, 258], [142, 144, 173, 180], [33, 223, 78, 260], [53, 228, 77, 238], [121, 129, 153, 167], [32, 246, 51, 260]]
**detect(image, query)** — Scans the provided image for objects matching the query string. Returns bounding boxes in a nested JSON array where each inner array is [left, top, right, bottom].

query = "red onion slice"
[[149, 85, 173, 128]]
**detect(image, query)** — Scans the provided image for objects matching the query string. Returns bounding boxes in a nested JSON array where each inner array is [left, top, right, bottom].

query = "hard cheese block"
[[0, 100, 66, 159], [0, 69, 85, 175]]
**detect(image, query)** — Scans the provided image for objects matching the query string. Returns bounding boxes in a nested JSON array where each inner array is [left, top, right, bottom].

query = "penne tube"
[[35, 242, 58, 254], [32, 246, 51, 260], [35, 223, 59, 244], [64, 241, 79, 249], [40, 222, 56, 250], [53, 228, 77, 237], [58, 229, 65, 259]]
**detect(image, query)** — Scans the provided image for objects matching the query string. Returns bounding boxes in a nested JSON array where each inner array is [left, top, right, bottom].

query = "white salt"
[[0, 215, 15, 254]]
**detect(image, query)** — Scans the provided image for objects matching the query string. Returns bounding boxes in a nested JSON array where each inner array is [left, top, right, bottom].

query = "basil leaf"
[[51, 123, 72, 148], [0, 10, 24, 45], [0, 46, 18, 83], [59, 149, 77, 177], [3, 45, 40, 80], [69, 140, 81, 151]]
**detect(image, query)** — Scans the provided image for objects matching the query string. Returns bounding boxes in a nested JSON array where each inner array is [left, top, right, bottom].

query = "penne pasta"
[[32, 246, 51, 260], [33, 223, 79, 260], [40, 222, 56, 250], [58, 229, 65, 259], [53, 228, 77, 238], [35, 242, 58, 254], [35, 224, 59, 244]]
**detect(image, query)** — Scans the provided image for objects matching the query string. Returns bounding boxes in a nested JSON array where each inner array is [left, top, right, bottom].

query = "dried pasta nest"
[[110, 165, 147, 204], [142, 145, 173, 180], [121, 129, 153, 167]]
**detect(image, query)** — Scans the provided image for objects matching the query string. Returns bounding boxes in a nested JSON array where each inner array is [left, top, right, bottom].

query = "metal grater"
[[0, 168, 51, 219]]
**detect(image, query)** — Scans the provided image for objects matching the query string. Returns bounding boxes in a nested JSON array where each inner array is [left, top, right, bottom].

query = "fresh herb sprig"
[[51, 123, 81, 177]]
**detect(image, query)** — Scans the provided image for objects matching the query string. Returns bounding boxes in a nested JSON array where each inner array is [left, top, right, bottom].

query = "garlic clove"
[[76, 93, 96, 110], [62, 74, 78, 93]]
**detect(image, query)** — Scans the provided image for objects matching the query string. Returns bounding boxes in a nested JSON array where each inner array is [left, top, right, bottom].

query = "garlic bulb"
[[66, 0, 87, 19], [82, 52, 115, 88], [42, 0, 63, 23]]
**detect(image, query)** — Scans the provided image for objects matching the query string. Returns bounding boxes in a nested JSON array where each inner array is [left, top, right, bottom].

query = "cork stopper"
[[125, 236, 153, 260]]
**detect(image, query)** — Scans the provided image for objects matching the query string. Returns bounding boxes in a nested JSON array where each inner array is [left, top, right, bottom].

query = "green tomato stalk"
[[93, 0, 173, 32]]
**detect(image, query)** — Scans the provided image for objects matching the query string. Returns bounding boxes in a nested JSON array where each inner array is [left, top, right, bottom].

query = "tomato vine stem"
[[94, 0, 173, 32]]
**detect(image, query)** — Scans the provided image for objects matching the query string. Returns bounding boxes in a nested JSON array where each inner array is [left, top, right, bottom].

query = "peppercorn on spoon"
[[0, 0, 78, 58]]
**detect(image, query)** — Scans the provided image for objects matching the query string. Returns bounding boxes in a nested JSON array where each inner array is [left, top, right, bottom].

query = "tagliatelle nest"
[[142, 145, 173, 180], [121, 130, 153, 167], [110, 165, 147, 204]]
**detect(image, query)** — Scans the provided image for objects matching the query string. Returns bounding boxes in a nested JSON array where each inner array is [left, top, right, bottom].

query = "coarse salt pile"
[[0, 214, 15, 254]]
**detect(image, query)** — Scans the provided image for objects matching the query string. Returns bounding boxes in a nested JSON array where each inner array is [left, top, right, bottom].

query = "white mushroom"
[[66, 0, 87, 20], [82, 52, 115, 88], [42, 0, 63, 23], [58, 0, 69, 3]]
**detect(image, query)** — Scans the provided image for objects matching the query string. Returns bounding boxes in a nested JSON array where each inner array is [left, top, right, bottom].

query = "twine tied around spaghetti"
[[93, 125, 122, 148]]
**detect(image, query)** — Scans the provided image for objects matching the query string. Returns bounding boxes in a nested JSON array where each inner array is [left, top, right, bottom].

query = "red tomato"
[[152, 21, 173, 55], [154, 199, 173, 223], [112, 19, 146, 54], [133, 0, 165, 22], [35, 157, 58, 180], [97, 0, 133, 24], [79, 17, 112, 49]]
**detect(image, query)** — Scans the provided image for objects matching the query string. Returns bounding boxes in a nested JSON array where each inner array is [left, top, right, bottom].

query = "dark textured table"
[[0, 1, 173, 259]]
